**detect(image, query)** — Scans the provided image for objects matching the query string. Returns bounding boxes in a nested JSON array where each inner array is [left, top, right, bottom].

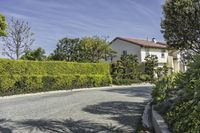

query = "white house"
[[110, 37, 186, 72]]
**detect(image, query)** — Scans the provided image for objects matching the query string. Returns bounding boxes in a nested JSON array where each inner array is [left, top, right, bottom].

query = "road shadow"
[[102, 86, 152, 98], [0, 119, 13, 133], [0, 101, 145, 133], [15, 118, 125, 133], [83, 101, 146, 132]]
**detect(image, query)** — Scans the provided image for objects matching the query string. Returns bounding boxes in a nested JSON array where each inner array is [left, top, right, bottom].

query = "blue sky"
[[0, 0, 164, 55]]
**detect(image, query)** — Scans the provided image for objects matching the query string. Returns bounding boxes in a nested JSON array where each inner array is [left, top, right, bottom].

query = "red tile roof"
[[112, 37, 167, 49]]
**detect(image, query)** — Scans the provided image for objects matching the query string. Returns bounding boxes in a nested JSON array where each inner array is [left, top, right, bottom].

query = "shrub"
[[163, 70, 200, 133], [144, 55, 158, 79], [139, 74, 151, 82], [111, 54, 141, 85], [0, 59, 111, 96], [152, 73, 178, 104], [165, 100, 200, 133], [152, 55, 200, 132], [155, 65, 169, 79]]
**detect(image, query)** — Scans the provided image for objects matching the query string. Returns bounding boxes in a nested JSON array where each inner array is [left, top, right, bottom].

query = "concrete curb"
[[142, 101, 152, 129], [0, 83, 153, 99], [152, 106, 171, 133]]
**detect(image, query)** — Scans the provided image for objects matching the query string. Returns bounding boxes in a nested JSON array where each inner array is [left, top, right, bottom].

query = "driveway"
[[0, 85, 152, 133]]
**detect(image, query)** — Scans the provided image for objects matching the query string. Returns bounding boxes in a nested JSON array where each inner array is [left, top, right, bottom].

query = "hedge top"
[[0, 59, 110, 75]]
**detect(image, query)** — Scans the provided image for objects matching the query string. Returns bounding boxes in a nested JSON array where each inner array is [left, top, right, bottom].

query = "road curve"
[[0, 85, 152, 133]]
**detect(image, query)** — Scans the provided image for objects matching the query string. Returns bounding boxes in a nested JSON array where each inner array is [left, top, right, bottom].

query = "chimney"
[[152, 38, 157, 43]]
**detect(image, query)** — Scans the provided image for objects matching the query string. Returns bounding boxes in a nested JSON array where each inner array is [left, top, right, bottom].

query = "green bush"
[[111, 54, 142, 85], [163, 71, 200, 133], [139, 74, 151, 82], [0, 59, 111, 96], [144, 55, 158, 79], [152, 55, 200, 133], [152, 73, 178, 104], [165, 100, 200, 133]]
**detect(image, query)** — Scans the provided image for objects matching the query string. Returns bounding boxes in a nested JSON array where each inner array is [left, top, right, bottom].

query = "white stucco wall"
[[110, 38, 186, 73], [111, 39, 141, 62], [111, 39, 168, 66], [141, 47, 168, 64]]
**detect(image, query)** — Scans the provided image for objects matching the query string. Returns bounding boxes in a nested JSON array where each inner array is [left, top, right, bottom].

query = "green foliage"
[[111, 54, 141, 85], [0, 59, 110, 75], [152, 73, 178, 104], [111, 54, 160, 84], [0, 59, 111, 96], [139, 74, 151, 82], [112, 78, 141, 85], [21, 48, 46, 61], [155, 67, 163, 78], [120, 54, 139, 79], [111, 61, 124, 79], [162, 64, 169, 75], [155, 64, 169, 78], [144, 55, 158, 79], [161, 0, 200, 60], [165, 100, 200, 133], [78, 36, 114, 62], [49, 38, 80, 61], [112, 54, 140, 79], [49, 36, 116, 63], [153, 54, 200, 132], [0, 74, 111, 96], [0, 13, 7, 36]]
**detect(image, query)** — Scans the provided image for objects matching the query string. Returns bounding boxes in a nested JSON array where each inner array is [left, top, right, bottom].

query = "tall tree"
[[21, 47, 46, 61], [2, 18, 34, 60], [0, 13, 7, 36], [49, 38, 80, 61], [78, 36, 114, 63], [161, 0, 200, 60]]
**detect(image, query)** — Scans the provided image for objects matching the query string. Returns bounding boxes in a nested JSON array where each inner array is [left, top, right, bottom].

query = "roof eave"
[[111, 37, 168, 49]]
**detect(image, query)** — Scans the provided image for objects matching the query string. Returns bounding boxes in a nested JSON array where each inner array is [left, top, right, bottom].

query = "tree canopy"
[[21, 47, 46, 61], [50, 36, 116, 63], [161, 0, 200, 60], [49, 38, 80, 61], [78, 36, 114, 62], [0, 13, 7, 36]]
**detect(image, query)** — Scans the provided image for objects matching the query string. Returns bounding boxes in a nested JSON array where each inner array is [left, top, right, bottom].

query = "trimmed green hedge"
[[112, 78, 141, 85], [0, 59, 109, 75], [0, 59, 112, 96]]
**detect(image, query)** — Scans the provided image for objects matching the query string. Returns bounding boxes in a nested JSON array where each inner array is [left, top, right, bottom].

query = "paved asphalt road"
[[0, 85, 152, 133]]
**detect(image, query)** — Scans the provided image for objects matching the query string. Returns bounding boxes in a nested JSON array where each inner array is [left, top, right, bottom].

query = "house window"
[[161, 50, 165, 58], [122, 50, 127, 56], [145, 49, 150, 56]]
